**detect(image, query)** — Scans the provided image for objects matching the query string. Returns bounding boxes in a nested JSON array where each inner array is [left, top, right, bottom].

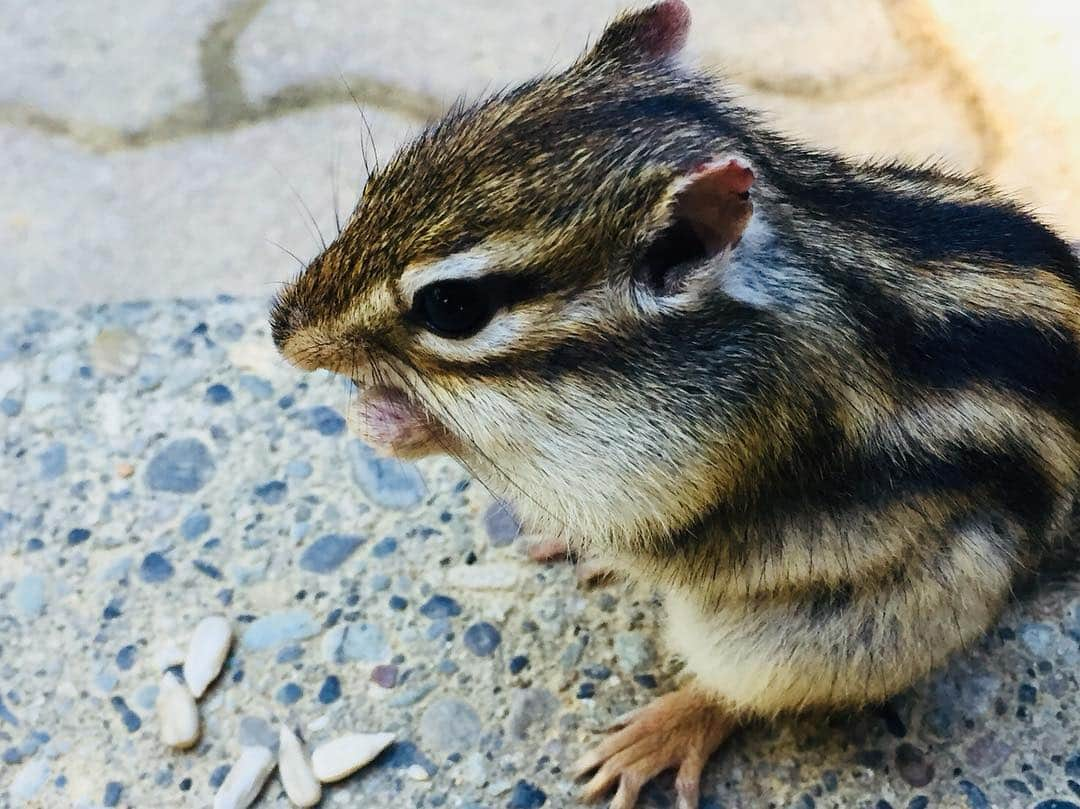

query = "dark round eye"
[[411, 280, 494, 339]]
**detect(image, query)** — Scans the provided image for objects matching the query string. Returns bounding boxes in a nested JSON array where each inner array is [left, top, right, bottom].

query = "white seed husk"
[[311, 732, 395, 783], [278, 726, 322, 808], [156, 671, 200, 749], [183, 615, 232, 699], [213, 746, 276, 809]]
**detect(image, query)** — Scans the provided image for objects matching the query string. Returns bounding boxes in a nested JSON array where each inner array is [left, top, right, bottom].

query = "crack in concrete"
[[0, 75, 442, 153], [199, 0, 267, 127], [734, 67, 921, 103], [881, 0, 1006, 172], [0, 0, 1007, 173], [0, 0, 442, 153]]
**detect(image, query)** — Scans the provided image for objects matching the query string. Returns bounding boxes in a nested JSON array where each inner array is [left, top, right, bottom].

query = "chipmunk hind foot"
[[573, 686, 735, 809]]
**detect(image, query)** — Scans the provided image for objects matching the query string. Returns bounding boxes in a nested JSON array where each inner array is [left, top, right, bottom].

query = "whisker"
[[339, 73, 380, 174], [338, 74, 372, 177], [269, 162, 327, 252], [330, 140, 343, 236], [327, 335, 572, 538], [265, 238, 307, 270], [374, 360, 513, 509], [379, 352, 568, 532]]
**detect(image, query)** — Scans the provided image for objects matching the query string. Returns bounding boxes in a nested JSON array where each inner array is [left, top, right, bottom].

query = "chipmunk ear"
[[637, 156, 755, 297], [590, 0, 691, 63]]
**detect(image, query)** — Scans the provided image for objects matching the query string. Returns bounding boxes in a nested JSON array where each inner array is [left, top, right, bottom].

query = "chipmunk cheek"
[[347, 386, 447, 459]]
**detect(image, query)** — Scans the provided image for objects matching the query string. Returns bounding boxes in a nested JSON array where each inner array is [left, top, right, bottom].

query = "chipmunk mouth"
[[347, 383, 451, 459]]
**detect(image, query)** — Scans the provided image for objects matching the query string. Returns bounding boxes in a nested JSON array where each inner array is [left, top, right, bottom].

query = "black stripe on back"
[[676, 421, 1056, 558], [777, 162, 1080, 290], [832, 271, 1080, 426]]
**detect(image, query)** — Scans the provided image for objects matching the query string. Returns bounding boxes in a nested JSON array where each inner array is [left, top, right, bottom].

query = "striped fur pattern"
[[272, 3, 1080, 717]]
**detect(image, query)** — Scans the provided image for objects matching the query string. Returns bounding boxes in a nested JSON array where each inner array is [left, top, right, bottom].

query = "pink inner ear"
[[639, 0, 692, 58], [690, 158, 754, 195], [677, 157, 756, 253]]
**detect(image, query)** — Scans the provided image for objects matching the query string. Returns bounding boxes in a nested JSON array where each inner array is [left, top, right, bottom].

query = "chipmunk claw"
[[574, 687, 732, 809], [523, 536, 615, 586]]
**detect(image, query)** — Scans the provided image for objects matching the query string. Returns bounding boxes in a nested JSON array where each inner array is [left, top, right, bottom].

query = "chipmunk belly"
[[661, 518, 1017, 716]]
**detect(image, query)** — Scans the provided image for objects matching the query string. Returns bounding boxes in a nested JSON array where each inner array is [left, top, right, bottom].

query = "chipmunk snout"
[[269, 286, 306, 353]]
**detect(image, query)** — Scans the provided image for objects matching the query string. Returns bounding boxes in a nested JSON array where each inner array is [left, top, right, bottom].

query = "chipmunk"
[[271, 2, 1080, 806]]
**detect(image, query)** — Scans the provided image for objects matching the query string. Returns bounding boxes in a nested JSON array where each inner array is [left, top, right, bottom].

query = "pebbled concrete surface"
[[0, 1, 1078, 306], [1, 1, 1079, 808], [0, 298, 1078, 808]]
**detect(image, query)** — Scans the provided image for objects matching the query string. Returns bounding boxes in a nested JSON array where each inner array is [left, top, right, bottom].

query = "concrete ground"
[[2, 0, 1078, 306], [1, 2, 1079, 808]]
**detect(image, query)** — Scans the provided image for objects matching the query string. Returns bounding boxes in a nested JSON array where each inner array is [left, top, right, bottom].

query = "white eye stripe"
[[414, 293, 616, 362], [398, 250, 493, 300], [415, 309, 527, 359]]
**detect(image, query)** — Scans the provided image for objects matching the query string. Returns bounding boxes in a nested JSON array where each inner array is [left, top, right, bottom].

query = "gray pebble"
[[341, 623, 391, 663], [463, 623, 502, 657], [964, 732, 1012, 771], [285, 459, 312, 479], [299, 534, 363, 573], [139, 552, 174, 583], [560, 636, 589, 670], [420, 595, 461, 619], [229, 561, 268, 587], [17, 731, 48, 758], [9, 758, 49, 802], [483, 501, 522, 547], [302, 405, 346, 436], [371, 665, 398, 689], [238, 716, 278, 751], [370, 574, 392, 592], [253, 480, 287, 505], [38, 443, 67, 480], [133, 684, 159, 712], [895, 742, 935, 787], [1019, 623, 1056, 658], [427, 619, 452, 641], [12, 575, 46, 619], [347, 439, 426, 509], [614, 632, 655, 671], [180, 510, 211, 541], [507, 688, 558, 740], [103, 781, 123, 807], [238, 374, 273, 400], [389, 684, 436, 708], [420, 698, 482, 755], [0, 695, 18, 726], [145, 439, 215, 493], [242, 610, 319, 650], [277, 644, 304, 664], [321, 625, 347, 663]]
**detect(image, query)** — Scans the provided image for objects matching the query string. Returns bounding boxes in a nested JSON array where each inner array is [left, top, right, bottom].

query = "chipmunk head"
[[272, 0, 773, 545]]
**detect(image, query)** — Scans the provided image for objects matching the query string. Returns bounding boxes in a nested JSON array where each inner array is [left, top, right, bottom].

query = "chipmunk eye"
[[411, 280, 494, 339]]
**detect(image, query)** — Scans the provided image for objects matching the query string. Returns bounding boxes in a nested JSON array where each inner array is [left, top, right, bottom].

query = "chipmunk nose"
[[270, 293, 331, 371], [269, 286, 305, 353]]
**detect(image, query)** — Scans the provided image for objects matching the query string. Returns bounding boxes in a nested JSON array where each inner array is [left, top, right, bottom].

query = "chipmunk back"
[[272, 2, 1080, 806]]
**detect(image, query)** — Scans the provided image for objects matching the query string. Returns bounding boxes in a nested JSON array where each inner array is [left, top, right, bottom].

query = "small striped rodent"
[[272, 2, 1080, 806]]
